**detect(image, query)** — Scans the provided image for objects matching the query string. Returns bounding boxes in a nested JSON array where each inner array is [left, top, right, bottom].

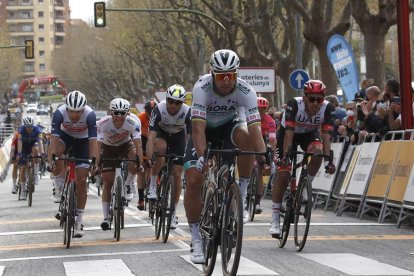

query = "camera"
[[392, 96, 400, 104]]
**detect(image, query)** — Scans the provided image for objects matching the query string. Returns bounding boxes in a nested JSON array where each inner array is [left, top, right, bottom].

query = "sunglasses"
[[112, 111, 127, 116], [307, 96, 324, 104], [213, 72, 237, 82], [167, 98, 183, 106]]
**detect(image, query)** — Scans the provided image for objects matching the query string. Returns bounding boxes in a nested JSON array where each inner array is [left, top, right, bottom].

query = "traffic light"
[[24, 40, 34, 59], [94, 2, 106, 27]]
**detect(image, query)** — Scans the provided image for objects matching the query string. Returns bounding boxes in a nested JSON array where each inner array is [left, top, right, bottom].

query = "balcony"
[[6, 13, 33, 23], [6, 0, 33, 7]]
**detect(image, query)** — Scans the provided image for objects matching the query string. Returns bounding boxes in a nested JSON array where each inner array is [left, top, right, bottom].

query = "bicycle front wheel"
[[65, 182, 76, 249], [114, 176, 122, 241], [294, 177, 312, 252], [246, 168, 258, 221], [201, 182, 218, 276], [27, 166, 35, 207], [162, 174, 174, 243], [221, 181, 243, 276], [154, 173, 164, 240], [278, 193, 292, 248]]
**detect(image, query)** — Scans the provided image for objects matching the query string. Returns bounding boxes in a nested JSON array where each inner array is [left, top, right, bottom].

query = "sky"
[[69, 0, 104, 22]]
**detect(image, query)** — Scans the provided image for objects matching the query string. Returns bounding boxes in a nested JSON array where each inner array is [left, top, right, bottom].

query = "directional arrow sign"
[[289, 69, 310, 90]]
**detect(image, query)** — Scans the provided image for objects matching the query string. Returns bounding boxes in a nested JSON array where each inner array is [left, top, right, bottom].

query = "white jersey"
[[191, 74, 260, 127], [51, 105, 97, 139], [97, 115, 141, 146], [149, 101, 191, 134]]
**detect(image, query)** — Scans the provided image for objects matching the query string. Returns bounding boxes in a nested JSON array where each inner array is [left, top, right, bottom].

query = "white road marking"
[[299, 253, 414, 275], [0, 248, 188, 262], [181, 254, 278, 275], [64, 259, 133, 276], [0, 266, 4, 276]]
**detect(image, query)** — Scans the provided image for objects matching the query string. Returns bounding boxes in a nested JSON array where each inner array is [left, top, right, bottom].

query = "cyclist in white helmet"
[[183, 49, 266, 263], [48, 90, 98, 238], [146, 84, 191, 229], [96, 98, 144, 231]]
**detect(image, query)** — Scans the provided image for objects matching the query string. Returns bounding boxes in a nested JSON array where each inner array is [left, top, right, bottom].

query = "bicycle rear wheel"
[[294, 177, 312, 252], [247, 168, 258, 221], [27, 166, 35, 207], [162, 174, 174, 243], [221, 181, 243, 276], [201, 182, 218, 276], [114, 176, 122, 241]]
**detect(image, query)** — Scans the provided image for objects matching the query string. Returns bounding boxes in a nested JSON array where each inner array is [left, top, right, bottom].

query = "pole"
[[396, 0, 413, 131]]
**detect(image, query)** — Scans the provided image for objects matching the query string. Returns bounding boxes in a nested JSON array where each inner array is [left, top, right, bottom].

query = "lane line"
[[299, 253, 414, 275], [64, 259, 134, 276], [0, 266, 4, 276], [0, 248, 188, 262]]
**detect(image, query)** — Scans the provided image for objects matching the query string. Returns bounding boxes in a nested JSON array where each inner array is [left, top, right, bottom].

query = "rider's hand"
[[280, 157, 291, 167], [196, 156, 206, 172], [138, 165, 145, 173], [324, 161, 336, 174], [146, 159, 155, 168]]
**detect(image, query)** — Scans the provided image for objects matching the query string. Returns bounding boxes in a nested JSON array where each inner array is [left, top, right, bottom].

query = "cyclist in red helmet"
[[254, 97, 277, 214], [269, 79, 336, 236]]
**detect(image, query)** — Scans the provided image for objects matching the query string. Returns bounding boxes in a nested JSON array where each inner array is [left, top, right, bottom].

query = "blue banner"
[[327, 34, 360, 102]]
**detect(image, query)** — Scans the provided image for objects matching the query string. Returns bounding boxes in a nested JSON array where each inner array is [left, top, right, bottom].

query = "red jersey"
[[261, 114, 276, 139]]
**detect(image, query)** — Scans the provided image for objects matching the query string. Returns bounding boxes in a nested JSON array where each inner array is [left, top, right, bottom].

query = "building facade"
[[2, 0, 70, 78]]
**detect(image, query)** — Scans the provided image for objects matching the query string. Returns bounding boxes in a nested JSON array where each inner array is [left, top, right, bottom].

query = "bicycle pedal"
[[55, 212, 61, 220], [271, 234, 280, 239]]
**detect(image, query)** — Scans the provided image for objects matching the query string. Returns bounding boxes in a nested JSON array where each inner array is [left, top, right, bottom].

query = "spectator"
[[325, 95, 346, 138]]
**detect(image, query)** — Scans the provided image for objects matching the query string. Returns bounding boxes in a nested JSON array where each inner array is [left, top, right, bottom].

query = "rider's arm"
[[86, 111, 98, 160], [17, 135, 22, 155], [49, 109, 63, 162], [282, 128, 294, 158], [248, 122, 266, 152], [146, 130, 157, 160], [321, 103, 336, 161], [133, 138, 144, 165], [282, 99, 299, 158], [192, 119, 207, 159], [146, 106, 161, 160]]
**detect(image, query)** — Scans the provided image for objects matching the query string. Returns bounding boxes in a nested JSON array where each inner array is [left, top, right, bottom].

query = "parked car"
[[26, 103, 37, 113], [36, 104, 49, 115]]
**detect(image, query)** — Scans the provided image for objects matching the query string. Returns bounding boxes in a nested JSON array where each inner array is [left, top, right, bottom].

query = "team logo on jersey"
[[177, 112, 185, 120], [207, 105, 236, 112], [248, 107, 258, 113], [149, 113, 157, 126], [237, 83, 250, 95], [201, 82, 212, 93]]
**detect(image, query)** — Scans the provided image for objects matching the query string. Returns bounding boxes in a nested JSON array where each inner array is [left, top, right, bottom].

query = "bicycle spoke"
[[294, 177, 312, 252]]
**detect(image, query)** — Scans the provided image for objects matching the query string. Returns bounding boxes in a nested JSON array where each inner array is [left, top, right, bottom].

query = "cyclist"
[[269, 80, 336, 236], [10, 130, 19, 194], [146, 85, 191, 230], [48, 90, 98, 238], [137, 99, 158, 210], [96, 98, 144, 231], [183, 49, 265, 263], [16, 116, 44, 199], [255, 96, 277, 214]]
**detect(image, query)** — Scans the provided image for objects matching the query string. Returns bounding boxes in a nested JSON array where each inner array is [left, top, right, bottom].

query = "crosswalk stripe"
[[180, 254, 278, 275], [0, 266, 4, 276], [299, 253, 414, 275], [64, 259, 133, 276]]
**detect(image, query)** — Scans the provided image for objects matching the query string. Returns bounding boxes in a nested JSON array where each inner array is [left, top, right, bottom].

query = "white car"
[[26, 103, 37, 113]]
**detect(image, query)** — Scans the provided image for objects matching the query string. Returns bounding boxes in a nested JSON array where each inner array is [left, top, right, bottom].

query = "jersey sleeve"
[[149, 106, 161, 132], [86, 111, 97, 139], [322, 103, 335, 132], [185, 108, 192, 133], [242, 88, 260, 126], [131, 118, 142, 140], [284, 99, 299, 129], [51, 110, 63, 136], [190, 80, 207, 122]]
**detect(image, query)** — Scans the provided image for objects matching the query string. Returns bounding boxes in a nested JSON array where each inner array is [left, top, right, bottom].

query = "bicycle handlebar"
[[51, 154, 96, 165], [99, 156, 140, 167], [287, 148, 334, 164]]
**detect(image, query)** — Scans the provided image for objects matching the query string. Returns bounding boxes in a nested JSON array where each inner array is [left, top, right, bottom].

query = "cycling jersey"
[[18, 125, 42, 145], [191, 74, 260, 128], [281, 97, 335, 133], [97, 115, 141, 146], [138, 112, 150, 138], [261, 114, 276, 139], [51, 105, 97, 139], [149, 101, 191, 134]]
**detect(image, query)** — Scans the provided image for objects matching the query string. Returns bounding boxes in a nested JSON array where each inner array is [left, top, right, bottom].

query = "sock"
[[125, 172, 135, 186], [12, 178, 17, 187], [76, 209, 84, 224], [102, 202, 110, 220], [307, 173, 315, 184], [53, 175, 64, 190], [138, 189, 144, 201], [189, 223, 201, 241], [150, 175, 157, 189], [272, 203, 281, 223], [238, 177, 250, 200]]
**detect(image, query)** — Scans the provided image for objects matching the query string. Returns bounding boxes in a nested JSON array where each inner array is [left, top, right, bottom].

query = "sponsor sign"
[[238, 67, 275, 93]]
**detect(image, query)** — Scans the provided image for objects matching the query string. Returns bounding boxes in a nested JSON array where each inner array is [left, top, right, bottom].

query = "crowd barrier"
[[0, 134, 13, 182], [311, 130, 414, 227]]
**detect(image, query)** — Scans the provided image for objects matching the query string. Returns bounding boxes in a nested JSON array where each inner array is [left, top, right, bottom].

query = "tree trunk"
[[318, 42, 340, 96], [364, 32, 386, 88]]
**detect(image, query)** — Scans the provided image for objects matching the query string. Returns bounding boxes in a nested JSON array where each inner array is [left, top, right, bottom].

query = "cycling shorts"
[[59, 132, 91, 168], [101, 141, 135, 171], [156, 129, 185, 166]]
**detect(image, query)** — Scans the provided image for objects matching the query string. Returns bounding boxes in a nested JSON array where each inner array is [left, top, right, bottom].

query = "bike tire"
[[114, 176, 122, 241], [154, 174, 164, 240], [247, 168, 258, 221], [221, 181, 243, 276], [66, 182, 76, 249], [27, 166, 35, 207], [162, 174, 174, 243], [294, 177, 312, 252], [278, 194, 292, 248], [201, 182, 218, 276], [17, 183, 22, 200]]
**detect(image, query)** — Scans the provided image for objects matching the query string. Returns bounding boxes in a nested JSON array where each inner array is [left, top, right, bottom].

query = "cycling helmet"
[[166, 84, 186, 102], [210, 49, 240, 72], [257, 97, 269, 108], [109, 98, 130, 111], [23, 116, 34, 126], [304, 80, 327, 95], [144, 98, 158, 113], [65, 90, 87, 111]]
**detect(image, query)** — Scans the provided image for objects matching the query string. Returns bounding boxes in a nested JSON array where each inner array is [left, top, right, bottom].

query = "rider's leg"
[[306, 142, 323, 182], [32, 146, 40, 184], [149, 138, 166, 196], [74, 167, 89, 226], [101, 170, 115, 230], [183, 167, 204, 236]]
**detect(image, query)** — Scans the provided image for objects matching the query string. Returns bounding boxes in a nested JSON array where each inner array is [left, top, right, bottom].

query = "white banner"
[[238, 67, 275, 93], [403, 164, 414, 202]]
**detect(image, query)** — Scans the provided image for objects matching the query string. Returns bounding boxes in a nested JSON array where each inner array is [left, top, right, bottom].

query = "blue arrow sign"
[[289, 69, 310, 90]]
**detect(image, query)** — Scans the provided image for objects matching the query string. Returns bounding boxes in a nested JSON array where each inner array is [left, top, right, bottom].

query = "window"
[[39, 24, 44, 32], [38, 11, 44, 18], [39, 50, 45, 57], [22, 11, 31, 19], [38, 0, 44, 3], [39, 64, 45, 71], [39, 37, 44, 45]]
